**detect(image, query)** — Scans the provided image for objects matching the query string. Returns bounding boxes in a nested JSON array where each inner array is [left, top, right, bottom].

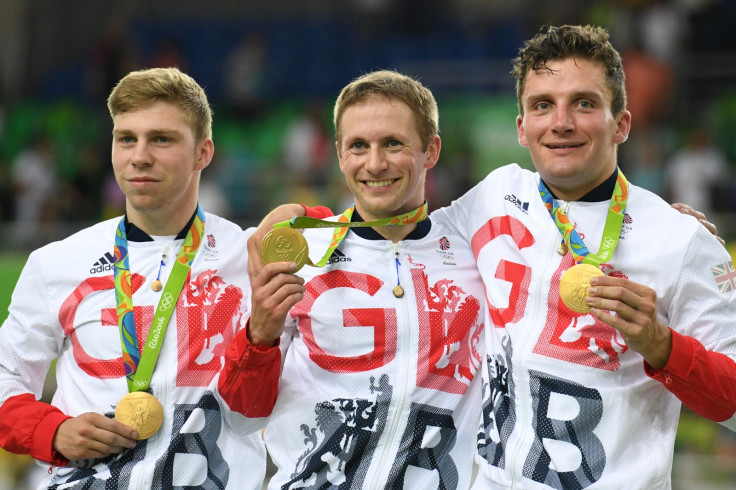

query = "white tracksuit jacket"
[[0, 212, 266, 489], [435, 164, 736, 489], [261, 214, 486, 489]]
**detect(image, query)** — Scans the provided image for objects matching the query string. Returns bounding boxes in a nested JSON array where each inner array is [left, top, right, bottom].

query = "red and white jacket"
[[220, 211, 486, 489], [435, 163, 736, 489], [0, 213, 267, 489]]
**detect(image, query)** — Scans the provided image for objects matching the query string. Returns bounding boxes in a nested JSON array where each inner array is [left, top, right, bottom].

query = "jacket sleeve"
[[644, 225, 736, 428], [0, 393, 70, 465], [0, 251, 70, 465], [645, 329, 736, 422], [217, 320, 281, 418]]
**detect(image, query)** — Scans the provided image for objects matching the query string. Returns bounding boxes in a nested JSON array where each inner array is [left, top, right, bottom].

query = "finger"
[[247, 234, 266, 281], [670, 202, 693, 213], [252, 262, 304, 291], [104, 417, 139, 443], [698, 217, 716, 233]]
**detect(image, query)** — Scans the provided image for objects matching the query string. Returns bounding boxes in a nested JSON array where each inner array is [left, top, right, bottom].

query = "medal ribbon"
[[274, 202, 428, 267], [114, 206, 205, 392], [539, 169, 629, 267]]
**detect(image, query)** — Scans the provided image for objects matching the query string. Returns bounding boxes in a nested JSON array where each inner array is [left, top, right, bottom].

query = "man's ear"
[[423, 134, 441, 170], [195, 138, 214, 171]]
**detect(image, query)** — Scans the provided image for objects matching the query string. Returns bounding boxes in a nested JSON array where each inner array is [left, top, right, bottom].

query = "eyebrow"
[[112, 127, 182, 136], [525, 90, 605, 105]]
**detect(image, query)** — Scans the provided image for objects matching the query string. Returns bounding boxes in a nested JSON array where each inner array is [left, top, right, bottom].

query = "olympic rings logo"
[[159, 292, 175, 311]]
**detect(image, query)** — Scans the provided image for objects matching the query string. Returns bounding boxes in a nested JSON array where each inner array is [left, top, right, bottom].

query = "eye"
[[349, 141, 367, 151], [579, 100, 593, 109], [155, 135, 170, 144], [118, 135, 135, 144], [385, 139, 403, 151]]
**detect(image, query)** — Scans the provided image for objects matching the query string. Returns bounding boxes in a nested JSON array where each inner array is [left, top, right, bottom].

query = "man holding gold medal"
[[236, 26, 735, 489], [219, 70, 487, 488], [432, 25, 736, 488], [0, 68, 267, 488]]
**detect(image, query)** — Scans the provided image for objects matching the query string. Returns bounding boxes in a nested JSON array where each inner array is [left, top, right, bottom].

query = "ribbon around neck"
[[274, 202, 428, 267], [539, 169, 629, 267], [114, 206, 205, 392]]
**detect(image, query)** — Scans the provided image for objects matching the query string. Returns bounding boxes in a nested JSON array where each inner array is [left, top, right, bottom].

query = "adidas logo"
[[90, 252, 116, 274], [504, 194, 529, 214], [327, 249, 352, 265]]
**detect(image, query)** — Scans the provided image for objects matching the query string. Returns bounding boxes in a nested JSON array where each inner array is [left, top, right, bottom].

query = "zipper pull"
[[392, 243, 404, 298]]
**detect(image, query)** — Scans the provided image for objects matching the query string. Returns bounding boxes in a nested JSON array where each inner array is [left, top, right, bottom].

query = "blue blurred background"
[[0, 0, 735, 488]]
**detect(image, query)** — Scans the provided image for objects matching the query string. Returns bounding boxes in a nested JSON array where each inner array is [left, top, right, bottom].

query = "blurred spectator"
[[11, 132, 58, 248], [624, 133, 667, 196], [637, 0, 687, 64], [222, 32, 270, 119], [0, 159, 14, 223], [282, 100, 331, 185], [85, 20, 142, 100], [149, 36, 188, 71], [665, 126, 729, 220], [100, 170, 126, 221], [621, 38, 673, 131]]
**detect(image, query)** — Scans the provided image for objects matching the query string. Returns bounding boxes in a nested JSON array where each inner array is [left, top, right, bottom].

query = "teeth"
[[365, 179, 394, 187]]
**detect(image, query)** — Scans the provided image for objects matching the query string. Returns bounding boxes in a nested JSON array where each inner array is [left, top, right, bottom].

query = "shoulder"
[[478, 163, 535, 186], [625, 185, 705, 248]]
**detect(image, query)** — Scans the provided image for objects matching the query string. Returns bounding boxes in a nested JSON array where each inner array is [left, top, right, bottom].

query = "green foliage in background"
[[0, 253, 26, 324]]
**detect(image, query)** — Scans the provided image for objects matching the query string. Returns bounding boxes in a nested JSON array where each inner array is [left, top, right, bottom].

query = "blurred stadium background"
[[1, 0, 735, 488]]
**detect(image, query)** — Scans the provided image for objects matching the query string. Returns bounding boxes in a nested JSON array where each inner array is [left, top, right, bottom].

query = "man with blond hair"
[[0, 67, 267, 489]]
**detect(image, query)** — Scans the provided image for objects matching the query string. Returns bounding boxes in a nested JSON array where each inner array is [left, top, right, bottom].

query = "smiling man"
[[434, 24, 736, 488], [219, 70, 486, 489]]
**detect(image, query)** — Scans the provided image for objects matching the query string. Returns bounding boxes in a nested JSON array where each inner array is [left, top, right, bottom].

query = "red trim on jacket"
[[646, 328, 736, 422], [218, 320, 281, 418], [0, 393, 71, 465]]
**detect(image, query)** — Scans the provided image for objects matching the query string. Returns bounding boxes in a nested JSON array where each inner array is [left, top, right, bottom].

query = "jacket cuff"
[[32, 410, 71, 466]]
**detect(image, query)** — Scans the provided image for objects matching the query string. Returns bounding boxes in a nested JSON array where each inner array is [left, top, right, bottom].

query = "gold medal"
[[559, 264, 604, 313], [557, 241, 568, 256], [114, 391, 164, 440], [260, 228, 309, 272], [151, 280, 163, 292], [393, 285, 404, 298]]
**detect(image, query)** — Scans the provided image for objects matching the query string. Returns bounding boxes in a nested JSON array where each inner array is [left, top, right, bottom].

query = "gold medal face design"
[[393, 285, 404, 298], [559, 264, 604, 313], [260, 228, 309, 272], [114, 391, 164, 440], [151, 279, 163, 292]]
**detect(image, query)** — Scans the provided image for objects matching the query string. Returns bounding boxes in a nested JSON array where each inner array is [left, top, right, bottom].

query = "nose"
[[551, 107, 574, 133], [130, 142, 152, 167], [364, 147, 388, 174]]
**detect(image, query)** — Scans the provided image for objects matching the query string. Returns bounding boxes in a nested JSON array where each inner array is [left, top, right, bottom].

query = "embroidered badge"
[[711, 261, 736, 293]]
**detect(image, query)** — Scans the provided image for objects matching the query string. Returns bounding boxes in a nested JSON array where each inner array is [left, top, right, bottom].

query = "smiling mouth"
[[546, 143, 584, 149], [364, 179, 397, 188]]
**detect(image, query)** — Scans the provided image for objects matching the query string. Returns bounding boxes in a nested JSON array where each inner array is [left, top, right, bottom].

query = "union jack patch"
[[711, 261, 736, 293]]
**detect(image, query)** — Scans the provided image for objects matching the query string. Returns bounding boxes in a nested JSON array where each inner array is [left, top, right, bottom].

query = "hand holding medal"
[[539, 170, 629, 314], [259, 203, 428, 298]]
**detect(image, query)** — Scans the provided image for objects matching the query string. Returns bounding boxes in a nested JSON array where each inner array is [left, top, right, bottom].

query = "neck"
[[126, 203, 199, 237], [372, 223, 418, 243]]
